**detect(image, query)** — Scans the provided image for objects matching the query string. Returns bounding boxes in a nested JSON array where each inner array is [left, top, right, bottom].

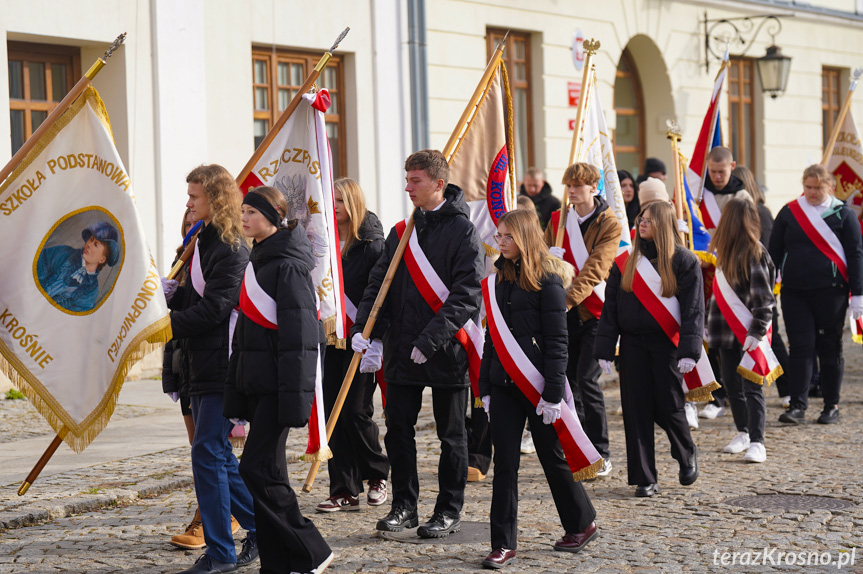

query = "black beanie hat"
[[644, 157, 666, 175]]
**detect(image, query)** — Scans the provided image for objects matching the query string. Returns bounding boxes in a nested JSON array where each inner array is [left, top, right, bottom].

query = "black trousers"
[[467, 403, 492, 474], [781, 287, 847, 411], [489, 385, 596, 550], [770, 311, 791, 397], [322, 347, 389, 497], [384, 383, 468, 518], [618, 334, 695, 486], [719, 344, 766, 444], [705, 347, 728, 407], [239, 395, 331, 574], [565, 313, 610, 459]]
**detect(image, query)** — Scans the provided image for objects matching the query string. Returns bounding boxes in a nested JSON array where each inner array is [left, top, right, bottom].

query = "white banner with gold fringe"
[[0, 86, 171, 452]]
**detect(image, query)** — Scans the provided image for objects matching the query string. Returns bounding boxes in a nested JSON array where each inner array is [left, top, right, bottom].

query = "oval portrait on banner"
[[33, 207, 125, 315]]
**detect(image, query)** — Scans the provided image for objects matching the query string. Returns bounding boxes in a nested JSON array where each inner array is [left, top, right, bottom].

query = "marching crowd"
[[158, 146, 863, 573]]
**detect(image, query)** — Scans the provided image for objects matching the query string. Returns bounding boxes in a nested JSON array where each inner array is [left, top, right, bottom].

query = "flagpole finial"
[[666, 119, 682, 142], [583, 39, 600, 55], [329, 27, 350, 54], [852, 67, 863, 91], [104, 33, 127, 61]]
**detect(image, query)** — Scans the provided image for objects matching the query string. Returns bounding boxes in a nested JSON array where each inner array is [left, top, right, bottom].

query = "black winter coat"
[[341, 211, 385, 311], [768, 197, 863, 295], [595, 241, 705, 361], [168, 222, 249, 396], [478, 257, 570, 404], [352, 184, 484, 387], [519, 181, 560, 229], [223, 226, 325, 427]]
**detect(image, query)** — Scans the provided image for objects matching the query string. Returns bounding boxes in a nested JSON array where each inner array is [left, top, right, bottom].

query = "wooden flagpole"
[[302, 38, 509, 493], [14, 34, 126, 496], [555, 39, 600, 249], [821, 67, 863, 166], [235, 28, 349, 189], [666, 121, 687, 245], [0, 34, 126, 188]]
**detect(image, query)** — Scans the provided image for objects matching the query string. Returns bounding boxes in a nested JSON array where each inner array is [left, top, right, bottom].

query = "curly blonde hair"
[[186, 164, 246, 247]]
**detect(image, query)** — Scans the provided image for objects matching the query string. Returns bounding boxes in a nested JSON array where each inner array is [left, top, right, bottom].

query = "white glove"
[[481, 395, 491, 421], [229, 418, 248, 426], [598, 359, 613, 375], [536, 398, 562, 425], [677, 358, 696, 374], [166, 392, 179, 403], [410, 346, 428, 364], [161, 278, 178, 303], [851, 296, 863, 320], [549, 246, 566, 260], [677, 219, 689, 234], [359, 339, 383, 373], [742, 335, 760, 352], [351, 333, 371, 353]]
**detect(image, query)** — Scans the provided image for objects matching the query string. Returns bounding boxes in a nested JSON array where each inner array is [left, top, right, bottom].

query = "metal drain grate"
[[723, 494, 855, 512]]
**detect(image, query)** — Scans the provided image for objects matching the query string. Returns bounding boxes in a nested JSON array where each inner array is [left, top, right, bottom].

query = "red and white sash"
[[191, 241, 239, 357], [395, 219, 483, 398], [238, 261, 330, 462], [482, 276, 601, 480], [699, 189, 722, 231], [712, 270, 783, 385], [550, 209, 606, 319], [615, 250, 719, 401]]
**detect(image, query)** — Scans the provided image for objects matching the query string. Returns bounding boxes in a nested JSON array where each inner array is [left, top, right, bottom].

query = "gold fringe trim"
[[1, 316, 172, 453], [694, 250, 716, 267], [572, 458, 603, 482], [686, 381, 721, 403], [773, 281, 782, 296], [322, 314, 338, 340], [474, 396, 484, 409], [305, 447, 333, 464], [853, 334, 863, 344], [326, 332, 348, 350], [737, 364, 784, 387], [483, 241, 500, 259], [229, 436, 247, 449]]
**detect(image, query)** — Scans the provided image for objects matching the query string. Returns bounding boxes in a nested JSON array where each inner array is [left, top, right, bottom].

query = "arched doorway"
[[613, 48, 644, 176], [613, 36, 676, 179]]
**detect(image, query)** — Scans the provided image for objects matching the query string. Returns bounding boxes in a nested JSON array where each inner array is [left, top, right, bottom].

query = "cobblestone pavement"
[[1, 357, 862, 572]]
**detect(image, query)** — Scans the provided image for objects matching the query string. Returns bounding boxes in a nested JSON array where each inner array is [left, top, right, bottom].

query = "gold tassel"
[[229, 436, 246, 449], [572, 458, 603, 482], [686, 381, 720, 403], [305, 447, 333, 464], [773, 281, 782, 295], [694, 250, 716, 267], [474, 396, 484, 409]]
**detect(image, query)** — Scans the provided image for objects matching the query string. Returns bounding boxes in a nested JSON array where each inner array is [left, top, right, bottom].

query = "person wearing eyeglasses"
[[594, 201, 704, 498], [543, 163, 621, 479]]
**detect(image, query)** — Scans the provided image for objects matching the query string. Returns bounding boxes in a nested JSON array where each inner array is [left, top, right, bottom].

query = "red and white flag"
[[712, 270, 783, 385], [615, 250, 719, 401], [687, 53, 728, 231], [238, 90, 346, 343]]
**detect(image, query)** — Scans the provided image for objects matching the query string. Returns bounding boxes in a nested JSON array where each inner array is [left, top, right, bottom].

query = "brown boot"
[[170, 507, 205, 549], [231, 515, 240, 535]]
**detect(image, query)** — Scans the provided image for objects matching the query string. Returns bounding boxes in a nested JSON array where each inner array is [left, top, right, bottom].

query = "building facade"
[[3, 0, 863, 270]]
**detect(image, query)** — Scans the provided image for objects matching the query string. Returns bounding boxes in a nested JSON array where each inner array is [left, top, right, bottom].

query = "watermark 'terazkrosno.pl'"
[[713, 548, 856, 569]]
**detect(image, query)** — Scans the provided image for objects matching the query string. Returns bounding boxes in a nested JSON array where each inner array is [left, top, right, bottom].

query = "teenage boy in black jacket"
[[352, 149, 484, 538]]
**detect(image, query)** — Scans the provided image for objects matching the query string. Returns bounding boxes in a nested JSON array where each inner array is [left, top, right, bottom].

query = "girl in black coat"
[[225, 187, 333, 574], [768, 164, 863, 425], [595, 201, 703, 497], [315, 178, 390, 513], [478, 209, 597, 570]]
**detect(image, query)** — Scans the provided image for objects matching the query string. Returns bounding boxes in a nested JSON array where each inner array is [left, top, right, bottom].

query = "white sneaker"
[[743, 442, 766, 463], [520, 429, 536, 454], [684, 403, 699, 429], [780, 396, 791, 408], [723, 432, 751, 454], [699, 403, 726, 419], [596, 457, 612, 476]]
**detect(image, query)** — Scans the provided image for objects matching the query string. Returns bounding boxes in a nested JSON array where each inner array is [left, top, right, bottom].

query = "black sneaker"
[[816, 407, 840, 424], [375, 507, 418, 532], [779, 408, 806, 425], [237, 536, 258, 568], [177, 554, 237, 574], [417, 512, 461, 539]]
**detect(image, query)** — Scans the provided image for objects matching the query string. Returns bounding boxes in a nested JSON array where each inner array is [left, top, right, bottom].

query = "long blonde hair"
[[334, 178, 367, 252], [622, 201, 679, 297], [711, 198, 762, 289], [497, 209, 552, 292], [186, 164, 246, 247], [732, 165, 765, 205]]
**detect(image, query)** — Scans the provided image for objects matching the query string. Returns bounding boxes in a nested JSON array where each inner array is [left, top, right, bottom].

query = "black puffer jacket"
[[478, 256, 574, 403], [341, 211, 385, 312], [519, 181, 561, 229], [768, 197, 863, 295], [223, 225, 325, 426], [352, 184, 484, 387], [168, 222, 249, 396], [595, 241, 704, 361]]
